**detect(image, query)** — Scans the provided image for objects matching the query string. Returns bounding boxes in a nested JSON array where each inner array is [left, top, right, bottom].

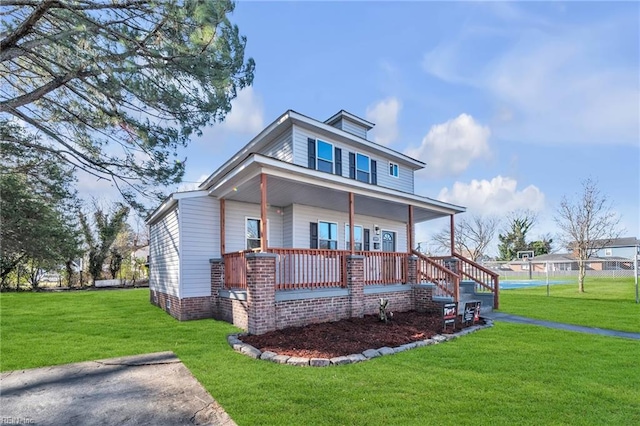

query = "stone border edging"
[[227, 319, 494, 367]]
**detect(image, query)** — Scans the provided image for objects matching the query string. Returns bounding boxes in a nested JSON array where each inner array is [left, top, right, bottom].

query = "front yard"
[[1, 284, 638, 425]]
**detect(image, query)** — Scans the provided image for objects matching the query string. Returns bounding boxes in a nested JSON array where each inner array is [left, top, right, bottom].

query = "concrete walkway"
[[0, 352, 236, 426], [484, 312, 640, 340]]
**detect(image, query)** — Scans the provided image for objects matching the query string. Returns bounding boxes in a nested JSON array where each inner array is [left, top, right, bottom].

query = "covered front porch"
[[208, 155, 498, 334]]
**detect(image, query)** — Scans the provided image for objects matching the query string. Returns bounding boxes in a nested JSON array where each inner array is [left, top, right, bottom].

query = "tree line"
[[428, 178, 622, 293], [1, 1, 254, 289]]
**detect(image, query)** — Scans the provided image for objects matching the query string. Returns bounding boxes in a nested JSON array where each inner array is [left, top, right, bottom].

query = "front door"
[[382, 230, 395, 252]]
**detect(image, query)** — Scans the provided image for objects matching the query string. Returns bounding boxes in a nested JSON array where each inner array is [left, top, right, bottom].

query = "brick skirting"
[[150, 289, 212, 321], [275, 296, 351, 329], [216, 297, 249, 330], [363, 289, 414, 315]]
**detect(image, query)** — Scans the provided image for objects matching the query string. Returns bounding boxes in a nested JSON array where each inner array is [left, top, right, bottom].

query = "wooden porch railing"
[[223, 249, 414, 291], [429, 254, 500, 309], [269, 248, 348, 290], [356, 251, 407, 285], [223, 250, 249, 290], [412, 250, 460, 301]]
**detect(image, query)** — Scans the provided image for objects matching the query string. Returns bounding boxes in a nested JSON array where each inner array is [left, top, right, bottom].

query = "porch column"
[[407, 205, 414, 253], [450, 214, 455, 255], [246, 252, 276, 335], [219, 199, 225, 255], [347, 255, 365, 318], [260, 173, 268, 252], [348, 192, 355, 254]]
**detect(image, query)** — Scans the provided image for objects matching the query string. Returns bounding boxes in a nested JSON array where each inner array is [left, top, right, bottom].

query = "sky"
[[95, 1, 640, 255]]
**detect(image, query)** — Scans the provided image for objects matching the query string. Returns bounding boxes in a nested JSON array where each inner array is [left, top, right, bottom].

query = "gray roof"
[[589, 237, 639, 248]]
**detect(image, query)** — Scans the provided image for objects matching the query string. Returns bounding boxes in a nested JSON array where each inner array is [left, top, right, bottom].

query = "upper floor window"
[[308, 138, 341, 175], [389, 162, 399, 178], [356, 153, 370, 183], [604, 248, 612, 257], [317, 140, 333, 173], [349, 152, 377, 185]]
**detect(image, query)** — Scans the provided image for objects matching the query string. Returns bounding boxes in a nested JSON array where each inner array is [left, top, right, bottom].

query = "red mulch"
[[240, 311, 446, 359]]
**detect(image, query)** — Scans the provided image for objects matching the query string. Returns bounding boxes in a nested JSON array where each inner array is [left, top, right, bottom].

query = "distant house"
[[584, 237, 640, 259], [146, 109, 499, 334]]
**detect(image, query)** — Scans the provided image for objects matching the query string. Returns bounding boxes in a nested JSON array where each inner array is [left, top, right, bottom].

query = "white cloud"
[[219, 87, 264, 134], [422, 6, 639, 146], [437, 176, 545, 216], [366, 97, 401, 146], [406, 114, 490, 178]]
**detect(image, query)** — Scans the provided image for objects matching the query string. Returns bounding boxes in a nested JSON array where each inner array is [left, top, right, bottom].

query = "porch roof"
[[208, 154, 464, 223]]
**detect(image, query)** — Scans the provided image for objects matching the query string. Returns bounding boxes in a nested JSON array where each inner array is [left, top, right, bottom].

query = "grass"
[[1, 289, 639, 425], [498, 277, 640, 332]]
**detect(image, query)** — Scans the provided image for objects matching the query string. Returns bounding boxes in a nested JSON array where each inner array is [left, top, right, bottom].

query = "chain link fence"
[[482, 258, 636, 280]]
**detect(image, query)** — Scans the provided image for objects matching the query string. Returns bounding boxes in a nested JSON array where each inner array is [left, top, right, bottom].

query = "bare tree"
[[432, 215, 500, 261], [555, 178, 622, 292]]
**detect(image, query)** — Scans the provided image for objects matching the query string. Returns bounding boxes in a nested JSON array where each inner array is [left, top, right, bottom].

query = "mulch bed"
[[240, 310, 448, 359]]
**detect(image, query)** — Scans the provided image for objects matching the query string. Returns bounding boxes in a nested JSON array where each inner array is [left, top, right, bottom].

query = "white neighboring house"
[[146, 110, 499, 332]]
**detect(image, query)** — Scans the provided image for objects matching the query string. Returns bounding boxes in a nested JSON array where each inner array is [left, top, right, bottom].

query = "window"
[[318, 221, 338, 249], [345, 224, 363, 251], [356, 153, 370, 183], [389, 162, 399, 178], [246, 218, 261, 250], [317, 140, 333, 173], [349, 152, 377, 185], [604, 248, 612, 257]]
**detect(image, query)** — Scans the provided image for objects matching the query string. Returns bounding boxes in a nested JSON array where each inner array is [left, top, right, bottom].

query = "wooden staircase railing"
[[430, 254, 500, 309], [412, 250, 460, 302], [452, 253, 500, 309]]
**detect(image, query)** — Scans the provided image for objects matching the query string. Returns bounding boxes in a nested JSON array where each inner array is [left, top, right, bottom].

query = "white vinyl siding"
[[260, 129, 293, 163], [291, 204, 407, 252], [179, 196, 219, 298], [292, 124, 414, 193], [283, 205, 293, 247], [224, 200, 284, 252], [328, 118, 368, 139], [376, 160, 413, 193], [149, 207, 180, 297]]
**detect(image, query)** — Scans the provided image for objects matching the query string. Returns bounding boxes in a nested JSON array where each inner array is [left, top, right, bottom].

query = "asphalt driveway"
[[0, 352, 235, 426]]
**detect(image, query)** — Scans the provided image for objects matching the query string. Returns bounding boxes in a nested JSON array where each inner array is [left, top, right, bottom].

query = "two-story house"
[[146, 110, 499, 334]]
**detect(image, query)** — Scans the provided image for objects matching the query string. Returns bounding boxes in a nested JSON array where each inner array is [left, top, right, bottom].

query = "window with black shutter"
[[349, 152, 355, 179], [307, 138, 316, 169], [371, 160, 377, 185], [334, 147, 342, 176], [364, 229, 370, 251], [310, 222, 318, 249]]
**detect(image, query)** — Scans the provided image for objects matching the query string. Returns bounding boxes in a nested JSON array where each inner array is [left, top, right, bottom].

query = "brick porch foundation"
[[152, 253, 439, 335]]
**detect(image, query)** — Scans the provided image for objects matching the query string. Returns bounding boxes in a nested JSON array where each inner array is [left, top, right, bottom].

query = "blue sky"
[[132, 1, 639, 253]]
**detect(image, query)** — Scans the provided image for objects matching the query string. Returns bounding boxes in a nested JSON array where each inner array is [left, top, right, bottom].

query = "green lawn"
[[498, 277, 640, 332], [1, 289, 639, 425]]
